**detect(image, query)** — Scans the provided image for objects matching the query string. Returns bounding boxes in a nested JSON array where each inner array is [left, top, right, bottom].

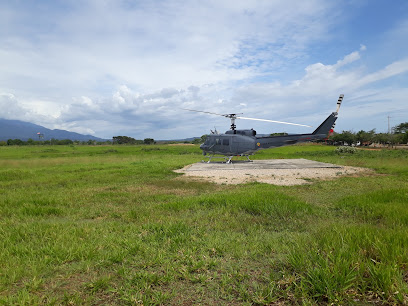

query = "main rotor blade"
[[237, 116, 312, 128], [182, 108, 242, 118], [182, 108, 226, 117], [183, 108, 312, 127]]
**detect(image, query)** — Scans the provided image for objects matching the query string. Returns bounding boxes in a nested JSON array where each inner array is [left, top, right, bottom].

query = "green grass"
[[1, 144, 408, 304]]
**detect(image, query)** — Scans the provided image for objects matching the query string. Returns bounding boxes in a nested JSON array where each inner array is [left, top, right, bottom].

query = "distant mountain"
[[0, 119, 107, 142]]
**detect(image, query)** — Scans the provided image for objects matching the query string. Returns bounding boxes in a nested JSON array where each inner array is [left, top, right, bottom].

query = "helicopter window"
[[222, 138, 229, 146], [215, 138, 220, 145]]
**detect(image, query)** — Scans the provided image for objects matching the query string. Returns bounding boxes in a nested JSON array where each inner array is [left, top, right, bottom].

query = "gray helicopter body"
[[185, 94, 343, 163]]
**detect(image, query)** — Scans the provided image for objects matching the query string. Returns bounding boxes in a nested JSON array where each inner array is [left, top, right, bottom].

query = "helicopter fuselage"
[[200, 130, 257, 156], [200, 129, 326, 156]]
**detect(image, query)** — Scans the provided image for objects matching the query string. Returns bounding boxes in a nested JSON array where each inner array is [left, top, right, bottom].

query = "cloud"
[[52, 84, 211, 138], [356, 59, 408, 86], [53, 47, 408, 137], [0, 0, 338, 97], [0, 93, 29, 120], [0, 92, 60, 129]]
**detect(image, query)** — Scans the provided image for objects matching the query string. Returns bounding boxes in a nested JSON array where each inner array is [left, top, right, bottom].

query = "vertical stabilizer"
[[312, 94, 344, 136]]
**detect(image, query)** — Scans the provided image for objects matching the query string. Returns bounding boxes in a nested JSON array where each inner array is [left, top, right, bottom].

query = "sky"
[[1, 0, 408, 140]]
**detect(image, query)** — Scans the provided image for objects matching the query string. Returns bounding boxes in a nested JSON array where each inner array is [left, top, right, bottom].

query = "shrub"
[[335, 146, 357, 154]]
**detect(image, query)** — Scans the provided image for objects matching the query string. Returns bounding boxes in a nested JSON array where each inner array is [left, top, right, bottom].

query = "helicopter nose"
[[199, 143, 208, 155]]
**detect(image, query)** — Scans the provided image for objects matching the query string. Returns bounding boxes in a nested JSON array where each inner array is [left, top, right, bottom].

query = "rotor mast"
[[225, 114, 237, 130]]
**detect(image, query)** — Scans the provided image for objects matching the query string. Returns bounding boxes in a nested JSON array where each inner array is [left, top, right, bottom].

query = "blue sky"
[[1, 0, 407, 139]]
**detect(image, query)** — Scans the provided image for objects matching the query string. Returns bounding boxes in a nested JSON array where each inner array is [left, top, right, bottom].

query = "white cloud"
[[51, 47, 408, 138], [334, 51, 361, 68], [0, 93, 59, 128], [0, 0, 337, 95], [356, 59, 408, 86], [0, 93, 29, 120]]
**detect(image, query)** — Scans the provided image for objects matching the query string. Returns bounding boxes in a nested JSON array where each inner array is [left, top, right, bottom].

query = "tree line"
[[112, 136, 155, 145], [329, 122, 408, 146], [1, 138, 112, 146], [1, 136, 156, 146]]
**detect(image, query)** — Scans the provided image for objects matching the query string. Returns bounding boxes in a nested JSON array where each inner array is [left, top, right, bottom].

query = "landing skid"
[[202, 154, 253, 164]]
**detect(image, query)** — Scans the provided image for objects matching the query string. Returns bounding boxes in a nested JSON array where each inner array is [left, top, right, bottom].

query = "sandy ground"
[[174, 160, 370, 186]]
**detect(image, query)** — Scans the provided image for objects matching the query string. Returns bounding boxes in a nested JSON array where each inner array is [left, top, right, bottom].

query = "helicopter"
[[184, 94, 344, 163]]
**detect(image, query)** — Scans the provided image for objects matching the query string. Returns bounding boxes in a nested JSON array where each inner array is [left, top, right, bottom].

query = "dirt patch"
[[174, 162, 371, 186]]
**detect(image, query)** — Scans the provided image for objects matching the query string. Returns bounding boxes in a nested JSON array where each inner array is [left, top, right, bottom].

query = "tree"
[[57, 139, 74, 145], [143, 138, 155, 145], [372, 133, 390, 145], [331, 131, 356, 145], [391, 133, 406, 144], [393, 122, 408, 134], [403, 133, 408, 144], [192, 135, 207, 144], [113, 136, 137, 144], [270, 132, 288, 136], [392, 122, 408, 144], [355, 129, 375, 145], [7, 139, 24, 146]]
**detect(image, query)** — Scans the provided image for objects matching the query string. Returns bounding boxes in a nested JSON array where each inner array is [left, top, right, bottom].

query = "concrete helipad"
[[184, 158, 342, 171], [174, 158, 368, 186]]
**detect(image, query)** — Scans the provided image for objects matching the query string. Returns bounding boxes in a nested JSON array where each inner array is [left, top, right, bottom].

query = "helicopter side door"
[[221, 136, 232, 154], [212, 137, 222, 153]]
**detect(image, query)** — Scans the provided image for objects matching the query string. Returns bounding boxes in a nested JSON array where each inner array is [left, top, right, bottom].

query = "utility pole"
[[388, 116, 391, 134]]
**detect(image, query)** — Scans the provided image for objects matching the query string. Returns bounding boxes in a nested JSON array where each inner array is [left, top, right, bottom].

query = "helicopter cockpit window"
[[222, 138, 229, 146]]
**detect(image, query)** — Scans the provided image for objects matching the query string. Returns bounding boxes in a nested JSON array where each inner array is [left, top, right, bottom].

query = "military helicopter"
[[184, 94, 343, 163]]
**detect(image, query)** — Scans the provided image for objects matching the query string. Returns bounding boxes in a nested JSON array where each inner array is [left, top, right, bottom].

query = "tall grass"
[[285, 225, 408, 304], [1, 144, 407, 304]]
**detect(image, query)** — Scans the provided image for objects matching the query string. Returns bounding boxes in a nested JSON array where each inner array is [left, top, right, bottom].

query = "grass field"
[[1, 144, 408, 304]]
